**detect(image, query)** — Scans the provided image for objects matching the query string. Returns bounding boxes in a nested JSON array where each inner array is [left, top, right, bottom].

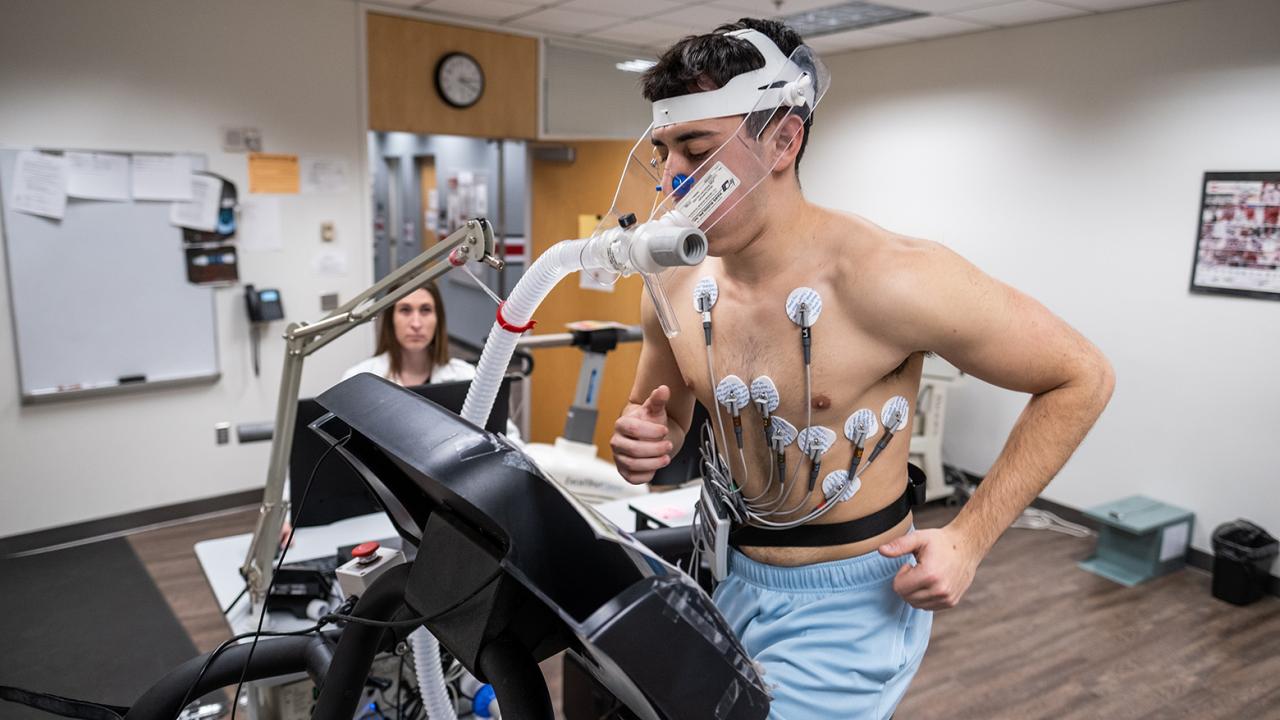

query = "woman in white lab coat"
[[282, 281, 517, 544], [340, 280, 475, 386], [342, 281, 521, 443]]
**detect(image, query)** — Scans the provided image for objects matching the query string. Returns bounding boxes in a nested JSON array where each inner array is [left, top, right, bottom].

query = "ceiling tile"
[[417, 0, 537, 21], [508, 6, 626, 33], [590, 18, 690, 45], [708, 0, 854, 18], [645, 4, 752, 30], [558, 0, 684, 20], [949, 0, 1088, 25], [875, 14, 992, 37], [877, 0, 1007, 12], [805, 28, 907, 52], [1049, 0, 1174, 9], [365, 0, 427, 7]]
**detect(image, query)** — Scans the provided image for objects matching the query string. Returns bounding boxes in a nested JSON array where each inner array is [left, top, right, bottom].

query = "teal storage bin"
[[1078, 495, 1194, 587]]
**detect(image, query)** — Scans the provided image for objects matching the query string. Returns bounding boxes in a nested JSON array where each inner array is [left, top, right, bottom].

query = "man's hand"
[[879, 526, 983, 611], [611, 385, 675, 485]]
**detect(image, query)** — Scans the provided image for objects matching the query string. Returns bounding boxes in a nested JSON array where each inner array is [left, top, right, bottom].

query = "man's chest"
[[668, 287, 916, 431]]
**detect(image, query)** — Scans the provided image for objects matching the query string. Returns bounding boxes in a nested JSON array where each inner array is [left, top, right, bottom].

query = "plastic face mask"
[[583, 39, 830, 337]]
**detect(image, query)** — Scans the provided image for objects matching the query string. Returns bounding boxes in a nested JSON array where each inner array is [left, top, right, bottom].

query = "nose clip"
[[672, 173, 695, 199]]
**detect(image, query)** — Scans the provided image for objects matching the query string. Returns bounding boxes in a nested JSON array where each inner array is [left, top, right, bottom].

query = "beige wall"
[[0, 0, 372, 537]]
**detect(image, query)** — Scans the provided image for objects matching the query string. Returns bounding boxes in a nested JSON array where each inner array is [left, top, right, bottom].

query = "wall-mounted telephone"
[[245, 284, 285, 323], [245, 284, 285, 376]]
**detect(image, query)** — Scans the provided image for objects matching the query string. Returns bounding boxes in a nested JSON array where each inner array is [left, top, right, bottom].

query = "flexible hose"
[[450, 238, 593, 717], [461, 239, 589, 427], [411, 627, 458, 720]]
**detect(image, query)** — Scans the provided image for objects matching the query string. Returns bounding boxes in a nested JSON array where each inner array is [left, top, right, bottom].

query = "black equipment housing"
[[311, 373, 769, 720]]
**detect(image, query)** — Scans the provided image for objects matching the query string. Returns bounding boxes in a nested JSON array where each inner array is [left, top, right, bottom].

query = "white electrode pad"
[[785, 287, 823, 327], [822, 470, 861, 503], [797, 425, 836, 456], [750, 376, 780, 414], [881, 395, 910, 432], [715, 374, 750, 411], [844, 409, 879, 445], [694, 276, 719, 311], [770, 416, 798, 447]]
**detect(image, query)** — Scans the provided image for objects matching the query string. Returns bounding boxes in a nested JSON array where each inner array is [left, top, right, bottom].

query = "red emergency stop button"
[[352, 541, 380, 563]]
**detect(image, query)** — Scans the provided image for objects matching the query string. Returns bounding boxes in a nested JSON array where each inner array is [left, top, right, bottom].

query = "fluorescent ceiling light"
[[780, 1, 925, 37], [616, 59, 657, 73]]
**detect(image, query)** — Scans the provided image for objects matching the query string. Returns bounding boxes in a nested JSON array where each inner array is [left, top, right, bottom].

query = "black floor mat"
[[0, 538, 199, 719]]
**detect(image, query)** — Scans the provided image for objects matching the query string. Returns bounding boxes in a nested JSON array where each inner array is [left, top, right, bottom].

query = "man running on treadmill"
[[610, 18, 1114, 719]]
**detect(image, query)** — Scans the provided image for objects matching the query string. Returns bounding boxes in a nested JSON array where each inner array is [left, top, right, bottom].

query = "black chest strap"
[[729, 463, 927, 549]]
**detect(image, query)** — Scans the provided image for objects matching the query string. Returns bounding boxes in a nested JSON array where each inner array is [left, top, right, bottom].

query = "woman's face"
[[393, 288, 436, 355]]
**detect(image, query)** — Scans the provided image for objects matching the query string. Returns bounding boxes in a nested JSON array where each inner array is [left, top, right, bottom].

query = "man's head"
[[642, 19, 813, 178]]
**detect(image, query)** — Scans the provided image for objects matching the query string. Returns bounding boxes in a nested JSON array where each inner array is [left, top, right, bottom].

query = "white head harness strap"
[[651, 29, 814, 128]]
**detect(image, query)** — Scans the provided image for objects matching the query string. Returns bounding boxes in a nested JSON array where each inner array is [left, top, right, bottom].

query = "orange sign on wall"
[[247, 153, 300, 194]]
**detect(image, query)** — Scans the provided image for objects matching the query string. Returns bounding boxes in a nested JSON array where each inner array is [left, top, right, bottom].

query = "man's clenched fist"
[[611, 385, 674, 484]]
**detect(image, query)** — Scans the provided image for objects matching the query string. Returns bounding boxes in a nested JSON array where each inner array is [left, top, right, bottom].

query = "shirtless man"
[[610, 19, 1115, 719]]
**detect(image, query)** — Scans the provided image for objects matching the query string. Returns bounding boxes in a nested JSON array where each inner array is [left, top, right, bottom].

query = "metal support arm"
[[240, 219, 501, 606]]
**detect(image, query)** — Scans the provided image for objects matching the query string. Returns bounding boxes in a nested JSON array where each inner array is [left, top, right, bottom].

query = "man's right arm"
[[611, 293, 694, 484]]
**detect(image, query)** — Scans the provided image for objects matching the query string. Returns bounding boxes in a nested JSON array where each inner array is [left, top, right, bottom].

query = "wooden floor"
[[126, 503, 1280, 719]]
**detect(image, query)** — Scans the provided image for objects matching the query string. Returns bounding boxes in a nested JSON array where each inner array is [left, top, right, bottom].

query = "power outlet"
[[215, 422, 231, 445]]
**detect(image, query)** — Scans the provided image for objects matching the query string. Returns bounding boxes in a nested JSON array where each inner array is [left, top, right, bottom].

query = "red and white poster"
[[1191, 172, 1280, 300]]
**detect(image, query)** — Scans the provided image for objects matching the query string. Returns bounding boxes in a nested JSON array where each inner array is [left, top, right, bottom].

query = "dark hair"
[[375, 281, 450, 381], [642, 18, 812, 175]]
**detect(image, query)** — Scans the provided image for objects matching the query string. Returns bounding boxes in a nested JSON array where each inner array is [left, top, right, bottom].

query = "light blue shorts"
[[713, 546, 933, 720]]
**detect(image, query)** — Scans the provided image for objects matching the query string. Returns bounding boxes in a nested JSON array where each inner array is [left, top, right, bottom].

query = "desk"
[[195, 512, 397, 635], [586, 485, 702, 533], [626, 486, 701, 530]]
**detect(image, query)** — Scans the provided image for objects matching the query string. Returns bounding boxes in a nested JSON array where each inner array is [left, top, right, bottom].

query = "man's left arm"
[[874, 241, 1115, 610]]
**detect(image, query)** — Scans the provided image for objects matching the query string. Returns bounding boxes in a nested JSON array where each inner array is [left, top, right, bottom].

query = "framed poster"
[[1190, 171, 1280, 301]]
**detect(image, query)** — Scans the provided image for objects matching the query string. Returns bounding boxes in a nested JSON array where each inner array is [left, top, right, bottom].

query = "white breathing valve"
[[628, 212, 707, 275]]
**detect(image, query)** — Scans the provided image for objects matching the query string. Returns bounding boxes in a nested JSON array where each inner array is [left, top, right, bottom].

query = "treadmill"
[[123, 373, 769, 720]]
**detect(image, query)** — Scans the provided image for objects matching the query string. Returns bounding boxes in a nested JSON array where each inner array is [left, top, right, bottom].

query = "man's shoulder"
[[822, 209, 944, 291]]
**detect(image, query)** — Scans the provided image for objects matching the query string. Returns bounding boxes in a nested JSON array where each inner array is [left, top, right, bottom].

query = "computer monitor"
[[289, 375, 515, 527]]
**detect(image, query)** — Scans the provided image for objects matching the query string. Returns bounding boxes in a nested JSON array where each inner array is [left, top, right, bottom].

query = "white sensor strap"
[[652, 29, 810, 128]]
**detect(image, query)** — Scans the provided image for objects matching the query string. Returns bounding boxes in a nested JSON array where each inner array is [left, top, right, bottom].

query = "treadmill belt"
[[0, 538, 198, 718]]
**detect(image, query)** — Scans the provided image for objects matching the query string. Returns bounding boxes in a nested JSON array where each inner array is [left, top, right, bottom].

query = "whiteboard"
[[0, 148, 219, 403]]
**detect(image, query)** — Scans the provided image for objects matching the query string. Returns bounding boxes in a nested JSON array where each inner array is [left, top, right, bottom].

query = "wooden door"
[[418, 155, 438, 250], [529, 141, 642, 459]]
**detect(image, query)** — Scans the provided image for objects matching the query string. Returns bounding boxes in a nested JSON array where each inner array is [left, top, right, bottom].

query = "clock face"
[[435, 52, 484, 109]]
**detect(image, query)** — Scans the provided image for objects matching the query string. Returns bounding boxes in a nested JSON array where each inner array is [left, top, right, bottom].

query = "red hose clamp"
[[496, 301, 537, 334]]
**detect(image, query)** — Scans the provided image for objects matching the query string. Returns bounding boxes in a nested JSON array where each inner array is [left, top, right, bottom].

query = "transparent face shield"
[[584, 43, 830, 338]]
